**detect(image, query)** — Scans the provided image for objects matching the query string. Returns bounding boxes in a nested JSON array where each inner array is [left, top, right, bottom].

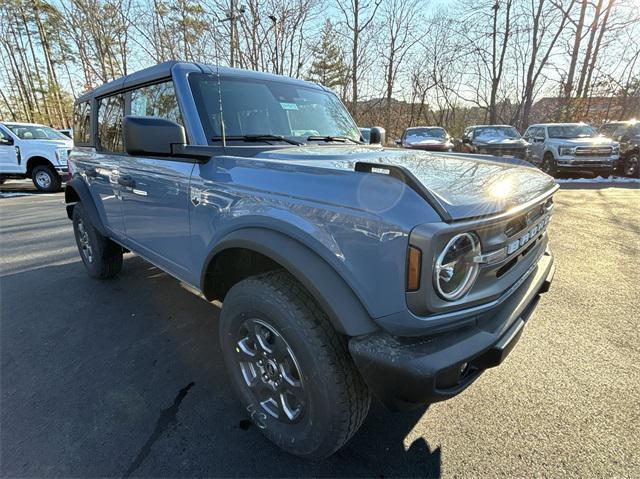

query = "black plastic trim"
[[64, 176, 107, 236]]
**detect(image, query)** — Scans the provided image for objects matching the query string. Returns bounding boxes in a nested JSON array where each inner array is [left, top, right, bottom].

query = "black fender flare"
[[64, 176, 107, 236], [202, 228, 380, 337]]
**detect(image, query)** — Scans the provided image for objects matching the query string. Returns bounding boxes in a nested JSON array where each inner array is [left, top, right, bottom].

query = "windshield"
[[405, 128, 446, 141], [5, 124, 67, 140], [473, 126, 520, 140], [547, 124, 595, 139], [189, 74, 360, 144]]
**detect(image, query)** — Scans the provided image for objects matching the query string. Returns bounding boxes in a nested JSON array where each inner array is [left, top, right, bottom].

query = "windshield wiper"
[[211, 134, 303, 146], [307, 135, 363, 144]]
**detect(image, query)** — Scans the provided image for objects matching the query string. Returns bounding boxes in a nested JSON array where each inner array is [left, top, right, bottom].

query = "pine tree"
[[307, 20, 348, 92]]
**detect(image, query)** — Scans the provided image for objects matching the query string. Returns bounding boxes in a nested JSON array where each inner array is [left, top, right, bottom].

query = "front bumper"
[[556, 156, 618, 171], [54, 165, 70, 181], [349, 249, 554, 411]]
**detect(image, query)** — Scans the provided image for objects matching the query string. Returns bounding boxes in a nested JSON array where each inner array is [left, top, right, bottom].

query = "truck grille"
[[575, 146, 612, 157]]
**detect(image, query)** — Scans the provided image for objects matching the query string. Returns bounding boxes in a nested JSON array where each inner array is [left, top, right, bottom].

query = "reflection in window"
[[98, 94, 124, 152], [131, 82, 183, 125], [73, 101, 91, 144]]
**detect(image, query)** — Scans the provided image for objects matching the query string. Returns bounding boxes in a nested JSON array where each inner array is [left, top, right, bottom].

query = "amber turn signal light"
[[406, 246, 422, 291]]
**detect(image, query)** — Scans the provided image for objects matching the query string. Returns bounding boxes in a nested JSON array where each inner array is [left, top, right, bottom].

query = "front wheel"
[[219, 271, 371, 459], [624, 154, 639, 178], [32, 164, 62, 192], [540, 154, 558, 177]]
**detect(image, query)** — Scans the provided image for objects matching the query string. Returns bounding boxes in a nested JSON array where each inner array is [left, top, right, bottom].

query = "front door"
[[118, 79, 195, 281], [0, 127, 20, 173]]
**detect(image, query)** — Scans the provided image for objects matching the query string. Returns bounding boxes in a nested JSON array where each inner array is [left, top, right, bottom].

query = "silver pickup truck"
[[523, 123, 619, 177]]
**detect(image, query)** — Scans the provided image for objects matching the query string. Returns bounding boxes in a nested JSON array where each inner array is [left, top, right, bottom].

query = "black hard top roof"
[[75, 61, 325, 104]]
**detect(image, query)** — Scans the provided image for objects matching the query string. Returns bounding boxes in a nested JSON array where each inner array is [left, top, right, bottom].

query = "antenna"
[[213, 19, 227, 148]]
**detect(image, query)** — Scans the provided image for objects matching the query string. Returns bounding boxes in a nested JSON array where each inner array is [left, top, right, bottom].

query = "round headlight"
[[434, 232, 481, 301]]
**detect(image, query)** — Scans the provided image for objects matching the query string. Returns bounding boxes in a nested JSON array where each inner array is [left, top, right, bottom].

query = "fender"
[[202, 228, 380, 337], [64, 176, 107, 236]]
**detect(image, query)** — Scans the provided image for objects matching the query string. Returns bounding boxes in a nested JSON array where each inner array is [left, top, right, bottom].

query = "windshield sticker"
[[280, 102, 299, 111]]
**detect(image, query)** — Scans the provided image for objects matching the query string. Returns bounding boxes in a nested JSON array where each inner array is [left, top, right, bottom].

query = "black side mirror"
[[123, 116, 186, 156], [462, 137, 471, 144], [369, 127, 386, 145], [394, 138, 401, 146], [0, 137, 14, 146]]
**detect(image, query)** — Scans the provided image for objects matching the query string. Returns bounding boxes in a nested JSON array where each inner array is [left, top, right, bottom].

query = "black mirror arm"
[[172, 144, 214, 163]]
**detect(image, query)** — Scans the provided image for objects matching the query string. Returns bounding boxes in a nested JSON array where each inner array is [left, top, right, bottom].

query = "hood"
[[21, 139, 73, 149], [406, 138, 448, 146], [255, 146, 557, 221], [547, 136, 616, 146], [475, 138, 525, 147]]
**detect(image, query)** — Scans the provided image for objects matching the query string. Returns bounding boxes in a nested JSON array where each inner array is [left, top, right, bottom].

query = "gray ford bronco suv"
[[66, 61, 557, 459]]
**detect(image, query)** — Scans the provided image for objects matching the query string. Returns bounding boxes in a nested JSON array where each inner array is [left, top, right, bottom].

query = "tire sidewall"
[[32, 165, 61, 192], [72, 204, 102, 277], [624, 154, 639, 178], [220, 284, 346, 458], [541, 154, 557, 177]]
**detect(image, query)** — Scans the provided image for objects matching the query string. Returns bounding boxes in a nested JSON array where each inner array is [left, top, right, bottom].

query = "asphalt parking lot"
[[1, 181, 639, 477]]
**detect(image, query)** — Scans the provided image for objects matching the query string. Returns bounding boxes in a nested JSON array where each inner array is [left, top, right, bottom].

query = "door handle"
[[118, 175, 136, 188]]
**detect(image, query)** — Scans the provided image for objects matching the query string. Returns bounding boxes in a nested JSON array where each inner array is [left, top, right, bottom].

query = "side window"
[[73, 101, 92, 145], [97, 94, 124, 152], [131, 81, 182, 125]]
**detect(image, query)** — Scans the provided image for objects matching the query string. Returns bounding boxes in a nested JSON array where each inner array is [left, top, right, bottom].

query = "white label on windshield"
[[280, 102, 299, 111]]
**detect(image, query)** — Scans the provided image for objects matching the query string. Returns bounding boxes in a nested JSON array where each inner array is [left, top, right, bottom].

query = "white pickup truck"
[[0, 121, 72, 192]]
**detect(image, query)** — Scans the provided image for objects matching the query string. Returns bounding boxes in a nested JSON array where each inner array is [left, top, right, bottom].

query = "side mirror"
[[462, 137, 471, 144], [369, 127, 386, 145], [534, 136, 544, 143], [123, 116, 186, 156], [0, 136, 14, 146], [394, 138, 401, 146]]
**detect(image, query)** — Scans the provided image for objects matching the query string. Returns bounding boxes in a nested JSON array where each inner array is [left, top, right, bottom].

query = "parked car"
[[395, 126, 454, 151], [359, 127, 371, 143], [597, 120, 639, 177], [58, 128, 73, 139], [0, 122, 72, 191], [65, 61, 558, 460], [459, 125, 528, 158], [523, 122, 619, 177]]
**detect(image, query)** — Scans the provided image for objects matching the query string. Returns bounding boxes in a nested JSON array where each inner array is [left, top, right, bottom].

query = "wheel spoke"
[[279, 392, 302, 421], [236, 337, 257, 359], [239, 361, 259, 388]]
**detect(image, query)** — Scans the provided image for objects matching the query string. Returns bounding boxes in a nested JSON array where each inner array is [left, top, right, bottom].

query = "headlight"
[[434, 232, 481, 301], [558, 145, 575, 156], [55, 148, 68, 164]]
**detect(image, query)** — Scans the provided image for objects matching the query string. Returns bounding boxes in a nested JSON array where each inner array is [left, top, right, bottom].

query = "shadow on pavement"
[[1, 255, 441, 478]]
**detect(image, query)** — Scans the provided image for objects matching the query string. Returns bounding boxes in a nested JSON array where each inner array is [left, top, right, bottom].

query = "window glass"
[[547, 124, 594, 139], [405, 127, 446, 142], [97, 94, 124, 152], [131, 81, 182, 125], [473, 126, 521, 140], [4, 123, 67, 140], [189, 74, 359, 143], [73, 101, 91, 144], [0, 128, 10, 142]]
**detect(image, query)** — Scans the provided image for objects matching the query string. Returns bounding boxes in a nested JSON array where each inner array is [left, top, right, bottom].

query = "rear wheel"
[[624, 153, 639, 178], [540, 153, 558, 177], [32, 164, 61, 192], [72, 203, 123, 278], [219, 271, 371, 459]]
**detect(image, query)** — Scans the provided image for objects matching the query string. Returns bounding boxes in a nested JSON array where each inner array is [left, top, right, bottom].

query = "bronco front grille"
[[575, 146, 613, 156]]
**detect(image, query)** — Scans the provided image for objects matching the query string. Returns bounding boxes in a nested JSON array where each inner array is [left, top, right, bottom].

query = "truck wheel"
[[32, 164, 62, 192], [219, 271, 371, 459], [72, 203, 123, 279], [540, 153, 558, 177], [624, 154, 639, 178]]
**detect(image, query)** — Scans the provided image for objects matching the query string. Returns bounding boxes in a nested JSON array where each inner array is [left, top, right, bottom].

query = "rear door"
[[118, 80, 195, 278], [90, 95, 127, 236]]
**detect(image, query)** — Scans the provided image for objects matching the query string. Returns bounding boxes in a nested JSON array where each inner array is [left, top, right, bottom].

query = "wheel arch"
[[64, 176, 107, 236], [201, 228, 380, 337], [26, 156, 55, 176]]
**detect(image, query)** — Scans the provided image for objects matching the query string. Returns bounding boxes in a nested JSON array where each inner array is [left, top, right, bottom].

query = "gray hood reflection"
[[256, 146, 557, 220]]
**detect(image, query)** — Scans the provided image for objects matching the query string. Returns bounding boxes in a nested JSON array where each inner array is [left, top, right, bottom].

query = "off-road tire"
[[32, 164, 62, 192], [540, 153, 558, 177], [624, 153, 639, 178], [72, 203, 123, 279], [219, 270, 371, 459]]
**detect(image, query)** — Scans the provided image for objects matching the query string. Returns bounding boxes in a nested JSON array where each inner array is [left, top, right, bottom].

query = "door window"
[[131, 81, 182, 125], [73, 101, 92, 145], [97, 94, 125, 152], [0, 127, 12, 145]]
